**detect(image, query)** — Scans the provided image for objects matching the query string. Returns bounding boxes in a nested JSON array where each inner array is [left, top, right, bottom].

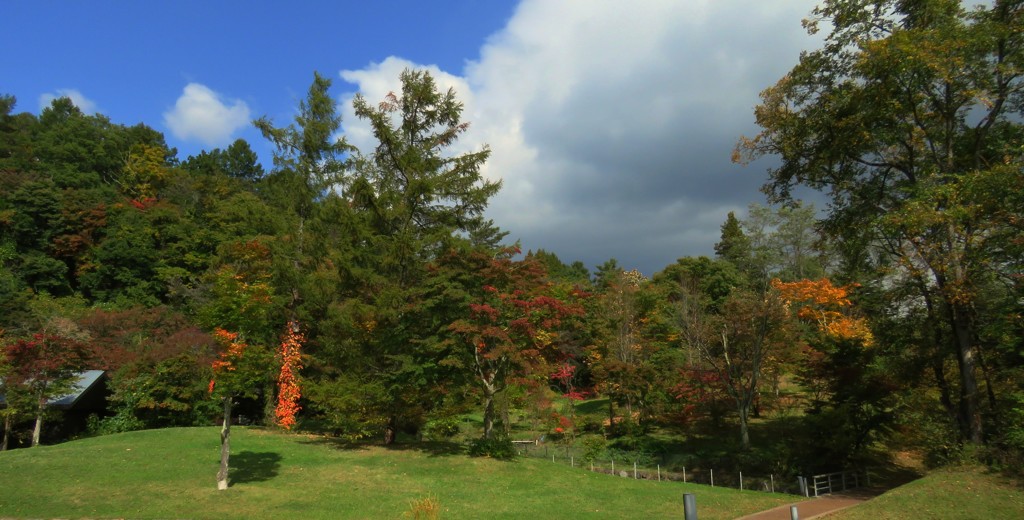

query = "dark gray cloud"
[[341, 0, 823, 275]]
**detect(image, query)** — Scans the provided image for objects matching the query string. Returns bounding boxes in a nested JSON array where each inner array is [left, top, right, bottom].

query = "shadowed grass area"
[[826, 466, 1024, 520], [0, 427, 797, 519]]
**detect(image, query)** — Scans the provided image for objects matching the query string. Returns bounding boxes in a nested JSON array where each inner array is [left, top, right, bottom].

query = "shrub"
[[580, 435, 607, 463], [424, 417, 461, 440], [467, 435, 517, 460], [87, 410, 145, 436]]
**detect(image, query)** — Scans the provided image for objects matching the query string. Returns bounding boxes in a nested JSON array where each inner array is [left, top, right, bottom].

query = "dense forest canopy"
[[2, 0, 1022, 479]]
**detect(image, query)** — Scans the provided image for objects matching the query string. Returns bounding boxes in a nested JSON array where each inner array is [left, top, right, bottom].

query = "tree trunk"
[[950, 305, 984, 445], [2, 413, 10, 451], [384, 416, 397, 445], [263, 381, 276, 426], [608, 398, 615, 430], [736, 398, 751, 450], [482, 389, 496, 439], [32, 397, 44, 447], [216, 398, 232, 491]]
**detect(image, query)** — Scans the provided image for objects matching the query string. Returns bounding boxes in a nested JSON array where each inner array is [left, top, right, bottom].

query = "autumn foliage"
[[208, 329, 247, 395], [275, 321, 303, 429], [771, 278, 873, 346]]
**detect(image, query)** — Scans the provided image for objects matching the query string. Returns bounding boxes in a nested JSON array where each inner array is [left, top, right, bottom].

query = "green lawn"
[[826, 466, 1024, 520], [0, 427, 796, 519]]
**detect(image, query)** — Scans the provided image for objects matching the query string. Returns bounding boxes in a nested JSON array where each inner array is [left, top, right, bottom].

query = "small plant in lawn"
[[404, 495, 442, 520]]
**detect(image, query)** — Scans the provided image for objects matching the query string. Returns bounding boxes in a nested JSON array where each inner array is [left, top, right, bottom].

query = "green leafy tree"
[[714, 211, 751, 270], [181, 139, 265, 182], [255, 71, 352, 251], [736, 0, 1024, 446], [341, 69, 501, 443], [587, 267, 662, 426]]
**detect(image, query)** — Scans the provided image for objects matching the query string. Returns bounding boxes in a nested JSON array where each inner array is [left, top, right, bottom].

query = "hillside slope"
[[0, 427, 794, 519]]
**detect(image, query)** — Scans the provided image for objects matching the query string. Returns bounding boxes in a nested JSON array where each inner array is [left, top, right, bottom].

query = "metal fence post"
[[710, 468, 714, 487], [739, 471, 743, 491], [683, 493, 698, 520]]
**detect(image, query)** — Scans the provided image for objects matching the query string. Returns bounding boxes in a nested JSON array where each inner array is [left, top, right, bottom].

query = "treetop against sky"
[[1, 0, 823, 275]]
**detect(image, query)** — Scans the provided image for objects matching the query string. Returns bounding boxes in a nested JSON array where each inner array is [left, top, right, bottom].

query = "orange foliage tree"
[[771, 278, 873, 346], [208, 328, 254, 490]]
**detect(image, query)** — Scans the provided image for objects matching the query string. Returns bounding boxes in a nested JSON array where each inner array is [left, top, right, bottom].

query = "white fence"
[[799, 469, 869, 497]]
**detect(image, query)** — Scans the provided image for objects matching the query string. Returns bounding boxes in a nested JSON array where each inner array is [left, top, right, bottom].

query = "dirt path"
[[735, 495, 865, 520], [737, 487, 884, 520]]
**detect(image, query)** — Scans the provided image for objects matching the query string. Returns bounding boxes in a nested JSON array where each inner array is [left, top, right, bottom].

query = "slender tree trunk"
[[32, 397, 44, 447], [482, 388, 496, 439], [263, 381, 276, 426], [217, 398, 232, 491], [923, 285, 962, 434], [736, 396, 751, 450], [384, 416, 397, 445], [932, 356, 960, 429], [2, 413, 10, 451], [950, 305, 984, 445], [608, 399, 615, 431], [975, 344, 998, 410]]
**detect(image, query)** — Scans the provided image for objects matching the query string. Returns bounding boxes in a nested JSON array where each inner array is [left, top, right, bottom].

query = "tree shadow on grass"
[[297, 436, 465, 458], [230, 451, 282, 485], [382, 440, 465, 457]]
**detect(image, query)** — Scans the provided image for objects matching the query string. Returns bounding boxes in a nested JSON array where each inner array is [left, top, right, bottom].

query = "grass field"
[[0, 427, 797, 519], [826, 466, 1024, 520]]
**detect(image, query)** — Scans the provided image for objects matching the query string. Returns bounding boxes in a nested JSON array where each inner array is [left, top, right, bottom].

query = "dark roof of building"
[[1, 370, 106, 410]]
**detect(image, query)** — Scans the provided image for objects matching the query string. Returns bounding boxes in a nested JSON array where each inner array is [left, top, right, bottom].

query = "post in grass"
[[710, 468, 714, 487], [683, 493, 698, 520], [740, 471, 743, 491]]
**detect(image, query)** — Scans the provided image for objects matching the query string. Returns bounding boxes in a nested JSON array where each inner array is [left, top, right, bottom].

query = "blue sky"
[[2, 1, 822, 275]]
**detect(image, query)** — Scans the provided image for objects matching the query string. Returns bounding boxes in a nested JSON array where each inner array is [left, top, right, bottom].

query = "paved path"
[[736, 495, 866, 520]]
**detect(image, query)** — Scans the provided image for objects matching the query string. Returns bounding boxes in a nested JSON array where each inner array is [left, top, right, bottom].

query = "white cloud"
[[339, 56, 479, 157], [338, 0, 822, 274], [164, 83, 250, 147], [38, 88, 99, 114]]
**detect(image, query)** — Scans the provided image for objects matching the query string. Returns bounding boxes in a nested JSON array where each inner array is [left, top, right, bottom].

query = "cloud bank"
[[164, 83, 250, 147], [340, 0, 821, 275]]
